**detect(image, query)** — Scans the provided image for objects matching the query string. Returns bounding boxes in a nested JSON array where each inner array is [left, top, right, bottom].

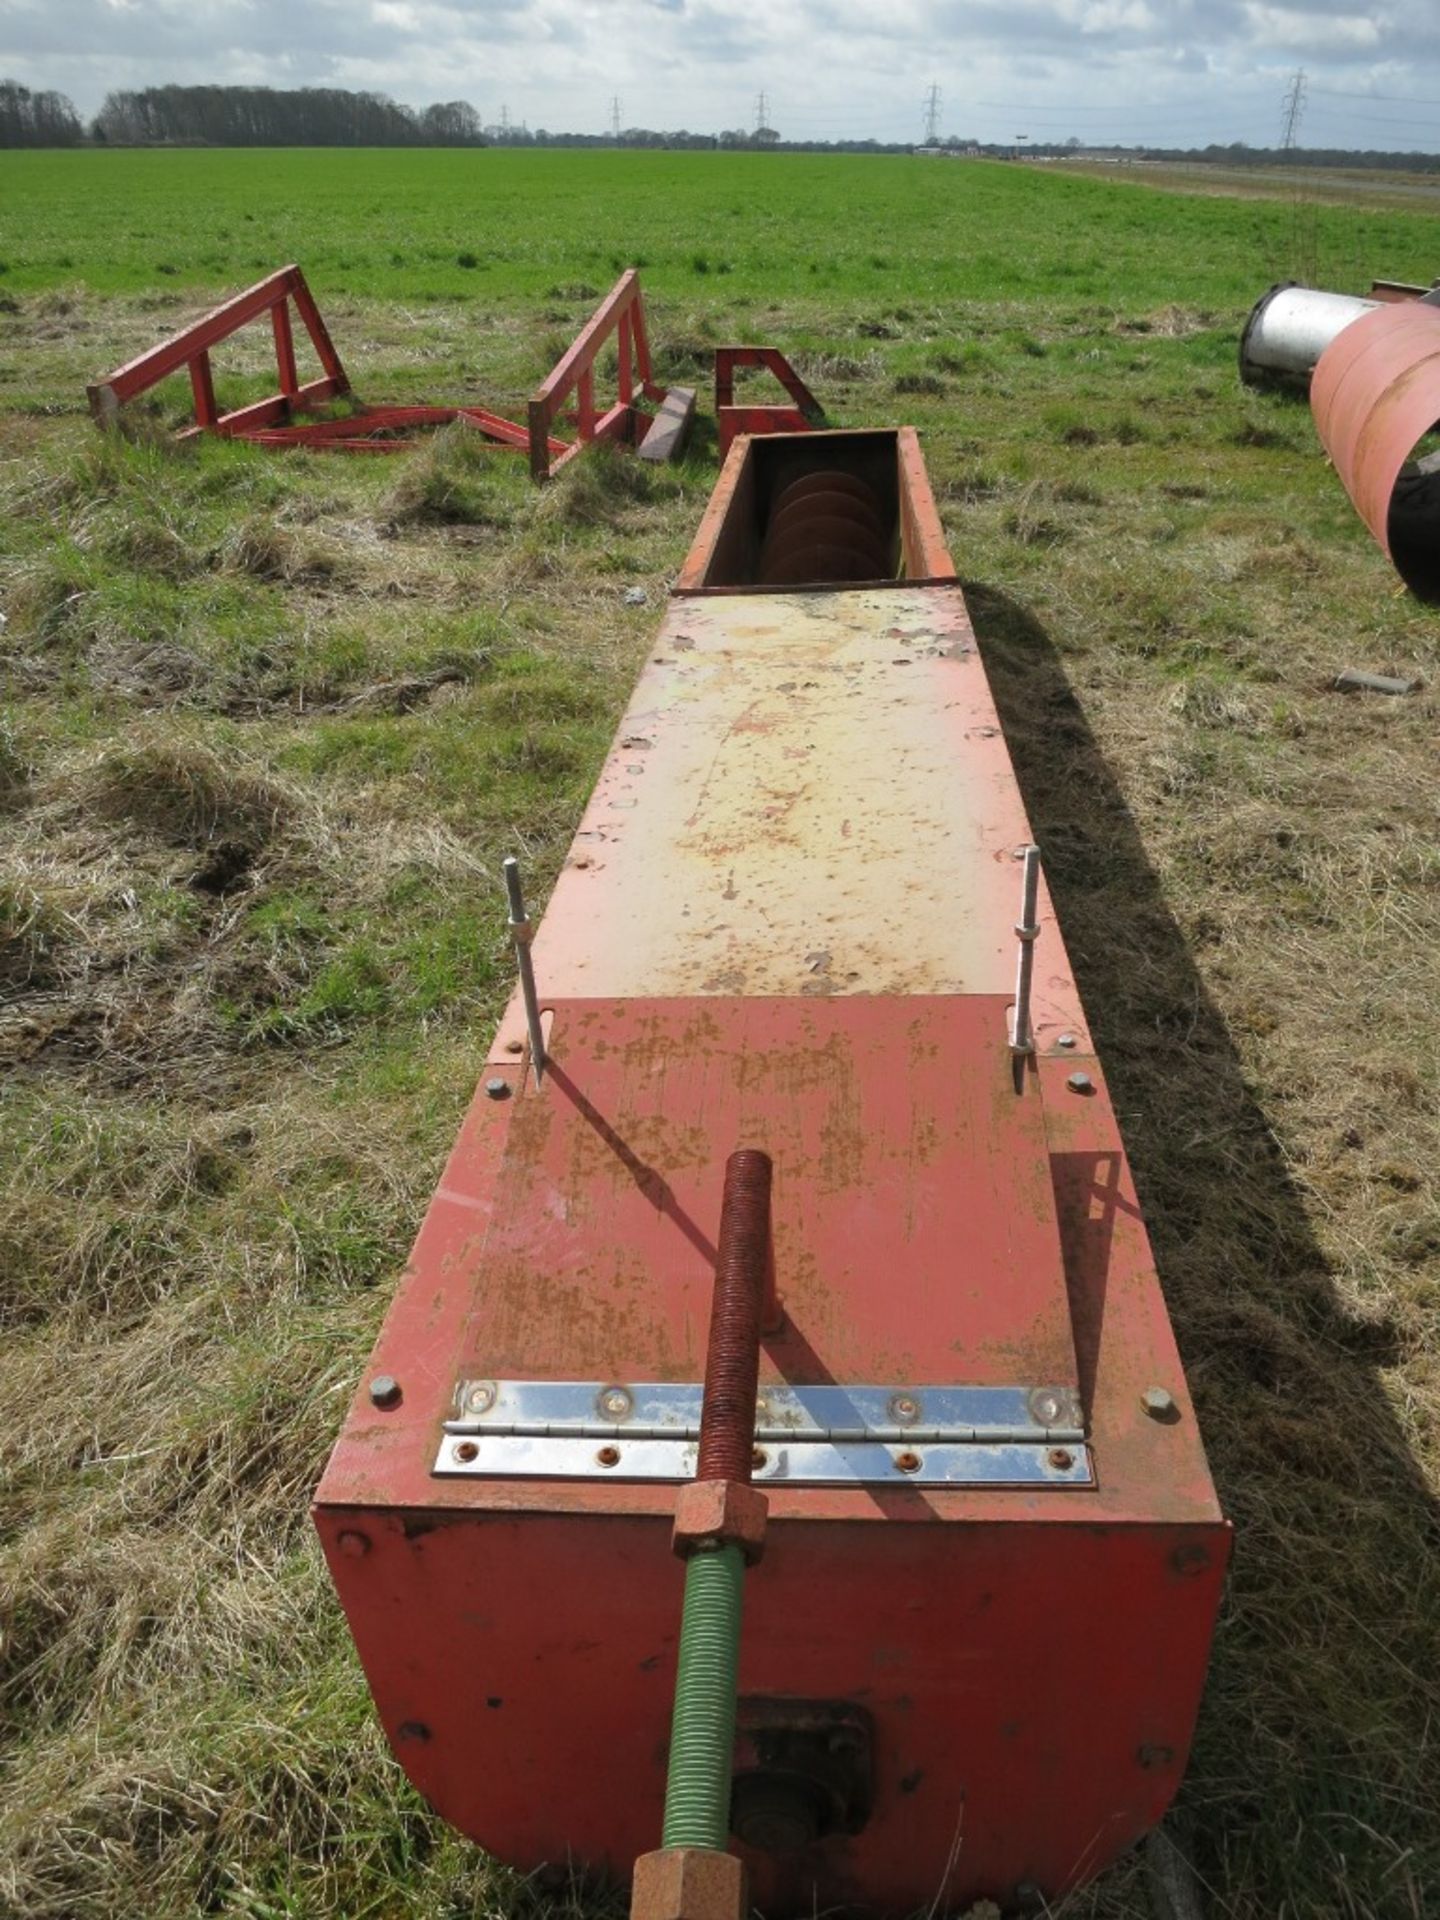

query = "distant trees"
[[5, 78, 1438, 169], [0, 80, 83, 147], [87, 84, 485, 148]]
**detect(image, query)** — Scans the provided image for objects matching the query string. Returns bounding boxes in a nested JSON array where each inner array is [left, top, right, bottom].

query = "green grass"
[[2, 147, 1438, 305], [2, 151, 1439, 1920]]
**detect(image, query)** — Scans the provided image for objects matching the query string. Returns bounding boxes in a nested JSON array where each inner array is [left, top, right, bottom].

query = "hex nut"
[[1066, 1071, 1095, 1095], [484, 1078, 511, 1101], [1142, 1386, 1181, 1423], [631, 1847, 748, 1920], [672, 1477, 769, 1564], [369, 1374, 401, 1409]]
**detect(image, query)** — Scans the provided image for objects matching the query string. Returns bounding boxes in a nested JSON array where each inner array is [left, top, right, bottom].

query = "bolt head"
[[1056, 1032, 1077, 1049], [888, 1392, 922, 1424], [368, 1373, 401, 1409], [337, 1529, 371, 1559], [1047, 1447, 1075, 1471], [1066, 1071, 1095, 1095], [1142, 1386, 1180, 1422], [597, 1385, 633, 1420], [484, 1078, 511, 1101]]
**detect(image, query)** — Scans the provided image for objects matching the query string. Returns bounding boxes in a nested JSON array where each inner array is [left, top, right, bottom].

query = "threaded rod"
[[660, 1543, 746, 1848], [696, 1148, 771, 1484]]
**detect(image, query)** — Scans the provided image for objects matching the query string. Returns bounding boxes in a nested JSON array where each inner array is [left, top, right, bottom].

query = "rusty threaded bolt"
[[696, 1149, 772, 1486]]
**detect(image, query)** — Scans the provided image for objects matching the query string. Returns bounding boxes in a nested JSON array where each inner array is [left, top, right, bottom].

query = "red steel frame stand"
[[713, 346, 825, 457], [88, 265, 686, 474]]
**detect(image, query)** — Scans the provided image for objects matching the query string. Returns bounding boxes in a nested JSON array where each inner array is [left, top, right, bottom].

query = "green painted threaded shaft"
[[661, 1543, 746, 1850]]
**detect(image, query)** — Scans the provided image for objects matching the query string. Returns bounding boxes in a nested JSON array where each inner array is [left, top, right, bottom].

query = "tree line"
[[92, 85, 482, 146], [0, 80, 84, 146], [0, 81, 483, 148]]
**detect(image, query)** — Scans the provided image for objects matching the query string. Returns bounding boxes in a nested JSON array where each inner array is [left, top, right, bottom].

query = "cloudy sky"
[[2, 0, 1438, 149]]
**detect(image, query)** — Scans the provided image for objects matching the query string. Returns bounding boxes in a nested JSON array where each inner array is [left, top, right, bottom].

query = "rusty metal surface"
[[631, 1845, 747, 1920], [1311, 297, 1440, 599], [466, 997, 1076, 1392], [317, 1015, 1225, 1905], [495, 586, 1083, 1050]]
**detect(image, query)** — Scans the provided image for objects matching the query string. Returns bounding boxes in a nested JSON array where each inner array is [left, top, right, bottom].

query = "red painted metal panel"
[[318, 1506, 1226, 1914], [450, 998, 1076, 1392], [1311, 297, 1440, 599]]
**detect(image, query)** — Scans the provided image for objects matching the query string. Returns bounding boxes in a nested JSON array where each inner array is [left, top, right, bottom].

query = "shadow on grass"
[[967, 579, 1440, 1919]]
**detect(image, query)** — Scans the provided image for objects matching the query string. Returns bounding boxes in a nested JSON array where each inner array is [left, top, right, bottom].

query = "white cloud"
[[0, 0, 1437, 147]]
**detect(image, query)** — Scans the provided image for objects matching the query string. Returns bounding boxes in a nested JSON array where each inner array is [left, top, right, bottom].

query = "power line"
[[923, 82, 941, 145], [1309, 84, 1440, 106]]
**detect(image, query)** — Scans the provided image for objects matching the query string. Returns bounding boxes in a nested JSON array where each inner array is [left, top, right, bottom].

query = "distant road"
[[1053, 158, 1440, 213]]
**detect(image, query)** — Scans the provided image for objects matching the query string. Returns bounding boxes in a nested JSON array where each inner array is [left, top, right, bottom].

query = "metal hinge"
[[434, 1380, 1091, 1486]]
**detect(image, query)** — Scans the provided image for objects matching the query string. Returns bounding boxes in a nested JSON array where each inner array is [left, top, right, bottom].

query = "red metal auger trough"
[[315, 426, 1229, 1917], [88, 265, 695, 476]]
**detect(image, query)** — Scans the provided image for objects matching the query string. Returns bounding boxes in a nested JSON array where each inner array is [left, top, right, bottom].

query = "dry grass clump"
[[221, 513, 351, 586], [535, 439, 686, 530], [379, 421, 521, 529], [89, 738, 301, 852]]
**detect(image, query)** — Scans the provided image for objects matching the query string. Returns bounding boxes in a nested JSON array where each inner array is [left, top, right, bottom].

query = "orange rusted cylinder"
[[1310, 297, 1440, 601]]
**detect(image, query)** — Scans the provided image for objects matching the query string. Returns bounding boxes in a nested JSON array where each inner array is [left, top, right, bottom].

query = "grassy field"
[[2, 150, 1439, 1920]]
